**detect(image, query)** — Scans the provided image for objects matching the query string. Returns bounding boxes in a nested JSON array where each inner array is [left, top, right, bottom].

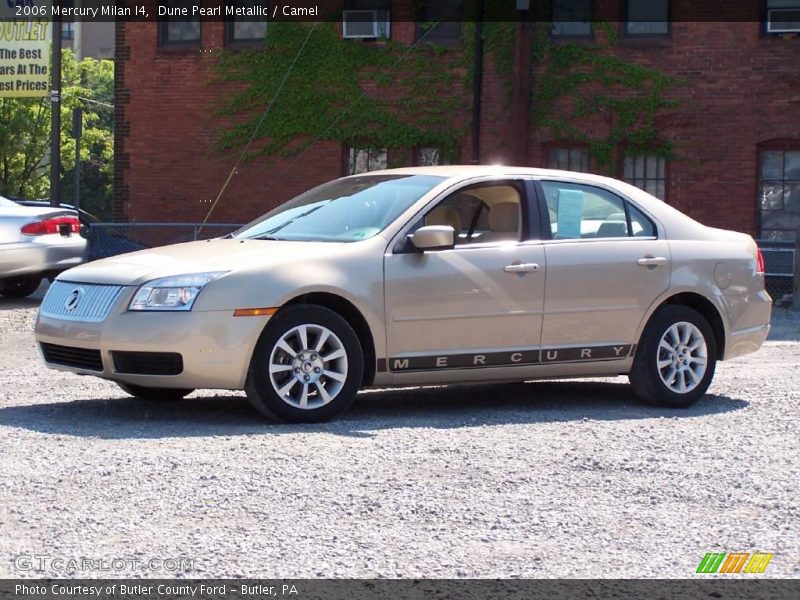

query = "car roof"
[[366, 164, 610, 180], [365, 165, 655, 199]]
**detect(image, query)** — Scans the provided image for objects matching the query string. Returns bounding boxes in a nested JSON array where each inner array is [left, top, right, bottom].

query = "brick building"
[[115, 1, 800, 241]]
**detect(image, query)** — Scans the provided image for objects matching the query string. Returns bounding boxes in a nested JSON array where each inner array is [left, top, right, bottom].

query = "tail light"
[[21, 216, 81, 236], [756, 247, 765, 274]]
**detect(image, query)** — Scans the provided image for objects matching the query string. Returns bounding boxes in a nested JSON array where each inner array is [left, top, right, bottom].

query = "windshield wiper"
[[260, 203, 327, 236], [250, 235, 288, 241]]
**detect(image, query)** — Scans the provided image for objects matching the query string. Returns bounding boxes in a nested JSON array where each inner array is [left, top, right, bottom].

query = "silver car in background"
[[0, 196, 86, 298]]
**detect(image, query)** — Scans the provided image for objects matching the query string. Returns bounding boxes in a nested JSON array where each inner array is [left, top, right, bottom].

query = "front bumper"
[[35, 294, 269, 389], [1, 237, 86, 278]]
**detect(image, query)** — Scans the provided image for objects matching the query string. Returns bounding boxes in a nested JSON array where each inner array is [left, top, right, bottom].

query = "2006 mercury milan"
[[34, 166, 771, 422]]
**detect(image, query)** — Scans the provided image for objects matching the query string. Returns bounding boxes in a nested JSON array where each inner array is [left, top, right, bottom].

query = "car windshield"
[[234, 174, 445, 242]]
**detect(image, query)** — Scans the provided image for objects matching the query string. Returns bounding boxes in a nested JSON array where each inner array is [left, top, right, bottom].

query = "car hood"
[[56, 238, 352, 286]]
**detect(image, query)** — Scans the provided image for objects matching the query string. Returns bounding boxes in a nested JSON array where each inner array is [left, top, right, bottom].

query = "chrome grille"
[[40, 281, 124, 323]]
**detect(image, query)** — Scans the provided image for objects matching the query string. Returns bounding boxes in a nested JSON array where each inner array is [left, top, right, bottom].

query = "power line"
[[201, 22, 320, 227], [227, 21, 444, 224], [73, 95, 114, 109]]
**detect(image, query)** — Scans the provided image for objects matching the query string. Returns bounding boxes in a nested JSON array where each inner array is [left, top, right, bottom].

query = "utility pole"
[[72, 107, 82, 212], [471, 0, 485, 164], [49, 1, 62, 207], [512, 2, 533, 165]]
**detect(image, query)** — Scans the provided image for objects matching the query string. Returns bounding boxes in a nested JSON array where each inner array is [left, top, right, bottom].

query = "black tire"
[[629, 305, 717, 408], [117, 382, 194, 402], [0, 275, 41, 298], [245, 304, 364, 423]]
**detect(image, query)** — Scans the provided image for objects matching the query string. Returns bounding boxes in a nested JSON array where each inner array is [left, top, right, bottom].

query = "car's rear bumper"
[[0, 237, 86, 278], [722, 288, 772, 360], [726, 322, 771, 360], [35, 308, 268, 390]]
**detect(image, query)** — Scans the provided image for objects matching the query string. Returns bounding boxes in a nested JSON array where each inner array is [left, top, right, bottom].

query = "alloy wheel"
[[656, 321, 708, 394], [268, 324, 348, 409]]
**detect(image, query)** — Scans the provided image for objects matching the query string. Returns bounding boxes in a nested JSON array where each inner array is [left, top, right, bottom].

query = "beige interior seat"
[[425, 206, 462, 235], [595, 220, 628, 238], [479, 201, 519, 243]]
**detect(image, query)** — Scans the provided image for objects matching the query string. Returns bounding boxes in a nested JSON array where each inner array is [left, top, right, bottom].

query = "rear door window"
[[540, 181, 656, 239]]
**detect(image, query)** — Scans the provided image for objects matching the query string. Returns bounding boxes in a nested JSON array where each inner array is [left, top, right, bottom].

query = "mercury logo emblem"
[[64, 288, 83, 311]]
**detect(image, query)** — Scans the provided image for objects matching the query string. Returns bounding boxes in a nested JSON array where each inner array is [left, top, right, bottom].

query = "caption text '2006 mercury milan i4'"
[[34, 166, 771, 422]]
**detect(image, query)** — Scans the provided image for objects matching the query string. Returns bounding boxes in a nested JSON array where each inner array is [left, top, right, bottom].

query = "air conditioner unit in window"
[[342, 10, 390, 39], [767, 8, 800, 33]]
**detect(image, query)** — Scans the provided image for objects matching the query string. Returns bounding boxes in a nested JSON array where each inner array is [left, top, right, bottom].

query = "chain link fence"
[[86, 223, 244, 261], [757, 239, 795, 306]]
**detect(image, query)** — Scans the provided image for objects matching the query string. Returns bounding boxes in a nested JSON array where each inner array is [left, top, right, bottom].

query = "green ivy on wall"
[[214, 22, 466, 162], [214, 14, 682, 174], [530, 21, 682, 173]]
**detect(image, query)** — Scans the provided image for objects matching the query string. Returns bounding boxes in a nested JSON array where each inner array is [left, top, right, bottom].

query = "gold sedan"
[[35, 166, 771, 422]]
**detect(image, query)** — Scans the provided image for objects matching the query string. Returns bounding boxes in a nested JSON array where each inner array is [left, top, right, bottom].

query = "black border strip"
[[15, 1, 776, 23], [1, 579, 796, 600]]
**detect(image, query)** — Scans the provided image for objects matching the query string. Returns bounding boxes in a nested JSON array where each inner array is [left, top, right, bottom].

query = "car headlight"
[[128, 272, 227, 311]]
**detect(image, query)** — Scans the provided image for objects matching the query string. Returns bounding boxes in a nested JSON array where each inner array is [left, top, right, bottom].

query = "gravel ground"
[[0, 285, 798, 578]]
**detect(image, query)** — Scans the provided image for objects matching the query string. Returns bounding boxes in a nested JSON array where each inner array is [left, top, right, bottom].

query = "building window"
[[225, 0, 267, 44], [158, 0, 201, 46], [342, 0, 391, 40], [415, 148, 450, 166], [61, 22, 74, 41], [416, 0, 462, 42], [623, 154, 666, 200], [759, 148, 800, 241], [764, 0, 800, 34], [624, 0, 669, 36], [547, 147, 590, 173], [551, 0, 592, 38], [347, 148, 387, 175]]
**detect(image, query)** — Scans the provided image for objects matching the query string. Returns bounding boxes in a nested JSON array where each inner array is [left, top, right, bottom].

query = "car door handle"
[[637, 256, 669, 267], [504, 262, 540, 273]]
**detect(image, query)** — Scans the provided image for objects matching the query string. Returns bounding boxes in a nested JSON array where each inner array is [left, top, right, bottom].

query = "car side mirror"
[[409, 225, 455, 251]]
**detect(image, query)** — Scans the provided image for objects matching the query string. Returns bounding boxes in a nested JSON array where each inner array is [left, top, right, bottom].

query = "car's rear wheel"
[[0, 275, 41, 298], [117, 382, 194, 401], [629, 305, 717, 408], [245, 305, 363, 422]]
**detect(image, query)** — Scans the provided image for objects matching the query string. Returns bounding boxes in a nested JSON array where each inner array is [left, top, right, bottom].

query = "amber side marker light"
[[233, 307, 279, 317]]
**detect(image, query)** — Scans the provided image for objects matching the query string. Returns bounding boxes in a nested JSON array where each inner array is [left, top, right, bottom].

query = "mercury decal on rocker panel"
[[389, 345, 635, 372]]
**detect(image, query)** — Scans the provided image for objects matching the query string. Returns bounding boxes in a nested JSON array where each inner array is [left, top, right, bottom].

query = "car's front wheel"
[[0, 275, 41, 298], [245, 305, 364, 422], [629, 305, 717, 408], [117, 382, 194, 402]]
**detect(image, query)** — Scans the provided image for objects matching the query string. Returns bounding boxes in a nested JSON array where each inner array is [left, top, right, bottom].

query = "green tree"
[[0, 49, 114, 218]]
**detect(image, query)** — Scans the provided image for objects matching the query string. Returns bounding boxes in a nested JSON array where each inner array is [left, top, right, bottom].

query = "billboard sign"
[[0, 0, 51, 98]]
